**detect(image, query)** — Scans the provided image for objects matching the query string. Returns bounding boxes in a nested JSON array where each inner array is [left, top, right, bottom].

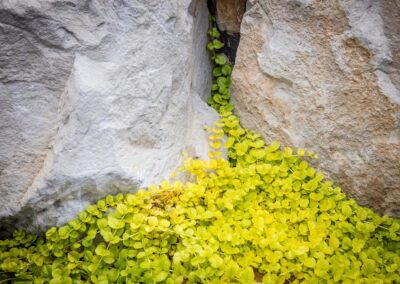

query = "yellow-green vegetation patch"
[[0, 15, 399, 284]]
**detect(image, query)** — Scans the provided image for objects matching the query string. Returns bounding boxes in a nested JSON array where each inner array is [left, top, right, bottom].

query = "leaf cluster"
[[206, 23, 234, 114]]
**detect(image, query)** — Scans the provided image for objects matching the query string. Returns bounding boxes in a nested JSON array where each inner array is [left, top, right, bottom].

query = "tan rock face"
[[232, 0, 400, 216], [216, 0, 246, 33]]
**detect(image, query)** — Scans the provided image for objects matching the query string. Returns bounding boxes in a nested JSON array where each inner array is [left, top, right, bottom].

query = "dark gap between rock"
[[207, 0, 247, 64]]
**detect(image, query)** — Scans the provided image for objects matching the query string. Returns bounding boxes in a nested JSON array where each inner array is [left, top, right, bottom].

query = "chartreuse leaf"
[[221, 64, 232, 75], [235, 142, 248, 156], [214, 54, 227, 65], [342, 204, 353, 217], [266, 141, 280, 152], [225, 137, 235, 148], [107, 214, 125, 229], [95, 243, 110, 257], [238, 267, 254, 283], [208, 27, 220, 38], [310, 192, 324, 201], [304, 257, 316, 268], [212, 39, 224, 49], [208, 254, 223, 268], [213, 67, 222, 77]]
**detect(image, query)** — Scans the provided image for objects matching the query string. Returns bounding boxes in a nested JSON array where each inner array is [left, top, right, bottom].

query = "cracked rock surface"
[[0, 0, 216, 234], [232, 0, 400, 216]]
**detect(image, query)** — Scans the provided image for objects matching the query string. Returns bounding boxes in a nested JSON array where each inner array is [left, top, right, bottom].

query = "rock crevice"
[[210, 0, 247, 64]]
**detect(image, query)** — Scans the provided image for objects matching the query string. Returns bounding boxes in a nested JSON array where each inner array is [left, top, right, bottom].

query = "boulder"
[[216, 0, 246, 33], [231, 0, 400, 216], [0, 0, 216, 234]]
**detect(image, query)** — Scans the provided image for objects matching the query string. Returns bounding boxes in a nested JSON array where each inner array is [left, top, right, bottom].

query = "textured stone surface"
[[216, 0, 246, 33], [232, 0, 400, 216], [0, 0, 216, 233]]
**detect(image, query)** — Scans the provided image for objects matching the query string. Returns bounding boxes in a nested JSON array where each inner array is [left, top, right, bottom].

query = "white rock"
[[0, 0, 217, 233]]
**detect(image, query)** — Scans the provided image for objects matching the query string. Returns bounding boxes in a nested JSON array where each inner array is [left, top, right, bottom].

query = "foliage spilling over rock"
[[0, 16, 399, 284]]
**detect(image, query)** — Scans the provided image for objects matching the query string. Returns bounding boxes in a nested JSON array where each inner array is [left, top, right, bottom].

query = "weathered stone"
[[0, 0, 217, 234], [232, 0, 400, 216], [216, 0, 246, 33]]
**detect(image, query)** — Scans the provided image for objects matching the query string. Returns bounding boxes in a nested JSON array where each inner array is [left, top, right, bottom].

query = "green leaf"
[[216, 76, 228, 87], [154, 271, 169, 282], [221, 65, 232, 75], [342, 204, 353, 217], [95, 244, 110, 257], [310, 192, 324, 201], [212, 39, 224, 49], [304, 257, 316, 268], [208, 27, 220, 38], [220, 103, 234, 112], [215, 54, 227, 65], [225, 137, 235, 149], [361, 259, 377, 274], [294, 245, 309, 256], [249, 149, 266, 159], [238, 267, 254, 283], [97, 199, 107, 211], [160, 219, 170, 228], [46, 227, 58, 239], [352, 238, 366, 253], [108, 215, 125, 229], [58, 226, 70, 239], [266, 141, 281, 152], [329, 235, 340, 250], [211, 83, 219, 91], [314, 259, 330, 277], [208, 254, 223, 268], [252, 139, 265, 148], [148, 216, 158, 227], [303, 179, 319, 191], [116, 203, 129, 215], [235, 142, 248, 156], [297, 148, 306, 156], [103, 255, 115, 264], [213, 67, 222, 77]]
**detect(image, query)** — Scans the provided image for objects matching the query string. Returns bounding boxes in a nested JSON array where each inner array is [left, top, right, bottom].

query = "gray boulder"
[[0, 0, 216, 233]]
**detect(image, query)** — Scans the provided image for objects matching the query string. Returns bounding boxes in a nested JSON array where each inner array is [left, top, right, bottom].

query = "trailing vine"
[[0, 15, 399, 284], [206, 16, 234, 116]]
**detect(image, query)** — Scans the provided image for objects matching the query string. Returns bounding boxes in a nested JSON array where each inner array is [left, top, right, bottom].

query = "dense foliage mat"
[[1, 16, 399, 284]]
